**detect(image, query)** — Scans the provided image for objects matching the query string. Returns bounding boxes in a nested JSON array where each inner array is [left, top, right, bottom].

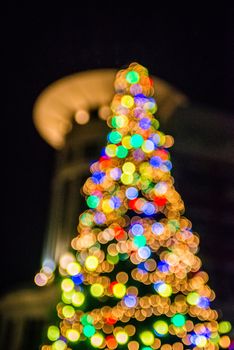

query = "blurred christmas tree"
[[42, 63, 232, 350]]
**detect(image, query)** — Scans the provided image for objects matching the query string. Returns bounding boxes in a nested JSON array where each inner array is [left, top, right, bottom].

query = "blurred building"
[[0, 70, 233, 349]]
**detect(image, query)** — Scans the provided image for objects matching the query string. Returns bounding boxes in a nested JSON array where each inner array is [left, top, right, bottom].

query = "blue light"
[[94, 212, 106, 224], [142, 202, 155, 215], [124, 295, 137, 308], [126, 187, 138, 200], [158, 260, 169, 273], [139, 118, 151, 130], [92, 172, 105, 184], [154, 281, 164, 292], [198, 297, 210, 309], [110, 196, 121, 209], [72, 273, 84, 285], [138, 246, 151, 259], [150, 156, 162, 168], [132, 223, 144, 236], [163, 160, 172, 171], [152, 222, 164, 235]]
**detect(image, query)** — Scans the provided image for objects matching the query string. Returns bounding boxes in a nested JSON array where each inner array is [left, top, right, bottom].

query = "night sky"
[[3, 4, 234, 296]]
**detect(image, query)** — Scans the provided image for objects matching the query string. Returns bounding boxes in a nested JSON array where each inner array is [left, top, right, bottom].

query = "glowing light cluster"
[[42, 63, 231, 350]]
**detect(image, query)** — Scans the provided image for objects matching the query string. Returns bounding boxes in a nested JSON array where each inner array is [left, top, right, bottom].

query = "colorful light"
[[126, 70, 140, 84], [83, 324, 96, 337], [85, 256, 99, 271], [154, 282, 172, 297], [66, 329, 80, 342], [115, 330, 128, 344], [52, 340, 67, 350], [140, 331, 154, 345], [90, 333, 104, 347], [130, 134, 144, 148], [218, 321, 232, 334], [153, 320, 169, 336], [113, 283, 126, 298], [124, 294, 137, 307], [62, 305, 75, 318], [171, 314, 186, 327], [87, 195, 100, 208], [47, 326, 60, 341], [66, 262, 81, 276], [90, 283, 104, 297], [187, 292, 200, 305], [121, 95, 134, 108], [126, 187, 138, 199], [41, 62, 230, 350], [132, 223, 144, 235], [72, 291, 85, 306]]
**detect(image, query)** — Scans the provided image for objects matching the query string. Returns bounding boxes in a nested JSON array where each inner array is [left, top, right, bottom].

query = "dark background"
[[4, 3, 234, 302]]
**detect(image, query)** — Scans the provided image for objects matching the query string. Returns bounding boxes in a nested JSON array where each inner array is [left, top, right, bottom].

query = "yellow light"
[[121, 95, 134, 108], [72, 292, 85, 307], [187, 292, 199, 305], [66, 262, 81, 276], [102, 199, 114, 213], [62, 290, 74, 304], [90, 283, 104, 297], [113, 283, 126, 298], [195, 335, 207, 348], [122, 135, 132, 149], [105, 144, 117, 157], [52, 340, 67, 350], [153, 320, 168, 335], [218, 321, 232, 334], [66, 329, 80, 342], [140, 331, 154, 345], [90, 333, 104, 347], [115, 330, 128, 344], [47, 325, 60, 341], [157, 283, 172, 297], [62, 305, 75, 318], [85, 256, 99, 271], [61, 278, 74, 292], [122, 162, 136, 174], [121, 173, 134, 185]]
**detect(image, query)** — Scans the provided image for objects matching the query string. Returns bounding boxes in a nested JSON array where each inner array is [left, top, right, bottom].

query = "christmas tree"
[[41, 63, 231, 350]]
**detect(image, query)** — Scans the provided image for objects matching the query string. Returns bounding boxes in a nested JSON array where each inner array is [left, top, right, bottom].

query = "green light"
[[130, 134, 144, 148], [108, 131, 122, 144], [47, 325, 60, 341], [140, 331, 154, 345], [83, 324, 96, 337], [171, 314, 186, 327], [133, 235, 146, 247], [218, 321, 232, 334], [87, 195, 100, 208], [126, 70, 140, 84], [116, 145, 128, 158], [81, 314, 94, 326], [107, 253, 119, 264], [153, 320, 168, 335]]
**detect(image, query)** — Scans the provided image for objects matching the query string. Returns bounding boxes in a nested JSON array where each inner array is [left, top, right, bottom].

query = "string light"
[[42, 62, 231, 350]]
